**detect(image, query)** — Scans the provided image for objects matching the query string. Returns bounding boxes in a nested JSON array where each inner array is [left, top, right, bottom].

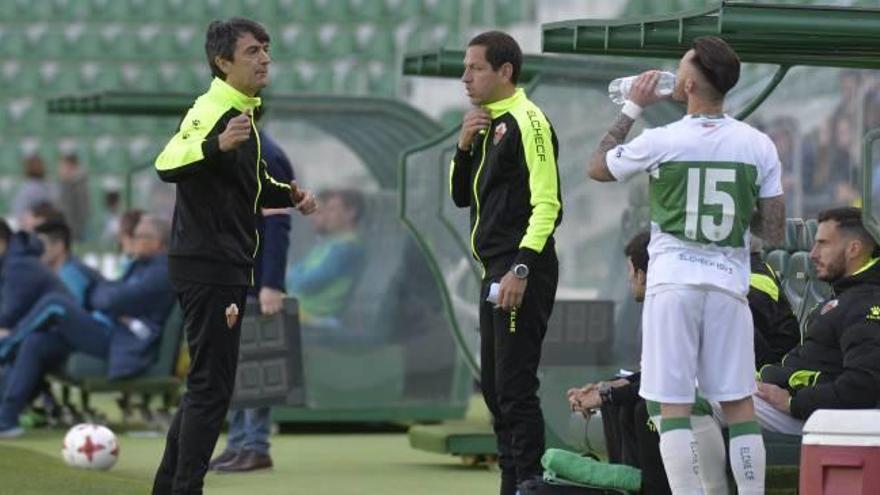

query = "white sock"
[[692, 414, 729, 495], [728, 421, 765, 495], [659, 417, 704, 495]]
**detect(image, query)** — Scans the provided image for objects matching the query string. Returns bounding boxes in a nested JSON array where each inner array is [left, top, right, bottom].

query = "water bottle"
[[608, 71, 676, 104]]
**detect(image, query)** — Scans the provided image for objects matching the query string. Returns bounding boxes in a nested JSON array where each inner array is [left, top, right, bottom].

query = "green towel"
[[542, 448, 641, 493]]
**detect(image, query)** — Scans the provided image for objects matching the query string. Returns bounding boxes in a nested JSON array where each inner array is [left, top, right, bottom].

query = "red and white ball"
[[62, 423, 119, 470]]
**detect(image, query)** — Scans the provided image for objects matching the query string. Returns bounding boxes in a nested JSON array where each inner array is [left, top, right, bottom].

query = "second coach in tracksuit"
[[151, 18, 316, 495], [450, 31, 562, 495]]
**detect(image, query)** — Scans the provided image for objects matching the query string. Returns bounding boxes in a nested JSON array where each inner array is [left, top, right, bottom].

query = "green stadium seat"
[[784, 218, 805, 252], [89, 0, 131, 22], [349, 0, 388, 22], [323, 26, 356, 58], [312, 0, 351, 21], [368, 72, 397, 96], [165, 0, 202, 21], [340, 63, 368, 94], [426, 0, 460, 24], [10, 0, 52, 21], [804, 218, 818, 249], [361, 28, 396, 63], [40, 30, 68, 59], [268, 63, 306, 93], [280, 0, 316, 22], [107, 29, 140, 60], [0, 144, 21, 175], [496, 0, 534, 27], [766, 249, 790, 280], [304, 65, 335, 93], [470, 0, 489, 25], [0, 28, 27, 59], [279, 26, 322, 61], [783, 251, 810, 320], [128, 0, 167, 22], [76, 31, 105, 60]]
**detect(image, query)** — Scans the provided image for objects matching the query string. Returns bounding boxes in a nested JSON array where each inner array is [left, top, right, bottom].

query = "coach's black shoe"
[[208, 449, 238, 470], [516, 475, 545, 495], [214, 449, 273, 473]]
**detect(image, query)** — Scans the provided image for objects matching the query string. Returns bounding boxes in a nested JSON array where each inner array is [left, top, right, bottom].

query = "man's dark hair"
[[205, 17, 270, 79], [60, 153, 79, 165], [119, 209, 145, 238], [35, 219, 72, 252], [624, 231, 651, 273], [318, 189, 366, 224], [29, 201, 66, 225], [0, 218, 11, 245], [691, 36, 740, 98], [467, 30, 522, 85], [817, 207, 877, 250]]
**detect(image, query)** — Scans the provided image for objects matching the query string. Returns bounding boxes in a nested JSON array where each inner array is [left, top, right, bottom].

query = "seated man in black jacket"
[[567, 230, 800, 494], [722, 206, 880, 434]]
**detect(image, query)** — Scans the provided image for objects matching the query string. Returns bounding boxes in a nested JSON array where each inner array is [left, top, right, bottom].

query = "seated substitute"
[[715, 207, 880, 434], [34, 219, 103, 308], [286, 189, 365, 332], [0, 215, 176, 437], [568, 230, 800, 494]]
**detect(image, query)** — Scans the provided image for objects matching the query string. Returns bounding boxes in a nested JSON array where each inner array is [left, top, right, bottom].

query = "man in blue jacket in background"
[[209, 130, 297, 473], [34, 219, 104, 308], [0, 215, 176, 437]]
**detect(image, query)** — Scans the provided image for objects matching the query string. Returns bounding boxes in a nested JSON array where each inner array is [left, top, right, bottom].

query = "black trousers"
[[153, 281, 247, 495], [480, 252, 558, 495], [600, 398, 671, 495]]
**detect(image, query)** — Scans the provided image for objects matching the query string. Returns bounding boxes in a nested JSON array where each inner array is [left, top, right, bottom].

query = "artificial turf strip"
[[3, 429, 500, 495], [0, 443, 151, 495]]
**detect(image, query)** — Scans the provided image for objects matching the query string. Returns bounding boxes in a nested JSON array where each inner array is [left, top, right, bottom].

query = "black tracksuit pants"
[[480, 251, 558, 495], [153, 281, 247, 495]]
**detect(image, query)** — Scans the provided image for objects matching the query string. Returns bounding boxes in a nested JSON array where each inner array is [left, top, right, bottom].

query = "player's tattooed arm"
[[752, 195, 786, 247], [587, 113, 635, 182]]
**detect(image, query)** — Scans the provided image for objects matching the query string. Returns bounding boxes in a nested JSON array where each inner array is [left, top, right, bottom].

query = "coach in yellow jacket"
[[151, 18, 316, 495], [450, 31, 562, 495]]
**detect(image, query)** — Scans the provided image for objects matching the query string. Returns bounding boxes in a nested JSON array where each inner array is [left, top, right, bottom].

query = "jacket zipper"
[[250, 117, 262, 286], [470, 131, 490, 276]]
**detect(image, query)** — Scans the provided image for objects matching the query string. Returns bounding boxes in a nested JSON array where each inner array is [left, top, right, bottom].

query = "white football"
[[62, 423, 119, 470]]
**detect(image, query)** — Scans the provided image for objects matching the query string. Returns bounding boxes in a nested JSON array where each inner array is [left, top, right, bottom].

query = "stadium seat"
[[765, 249, 791, 280], [39, 29, 68, 59], [805, 218, 818, 248], [349, 0, 388, 22], [782, 251, 810, 319], [361, 28, 396, 63], [425, 0, 460, 24], [496, 0, 535, 27], [50, 305, 184, 419], [0, 28, 27, 59], [784, 218, 805, 252], [312, 0, 351, 21], [321, 25, 356, 58]]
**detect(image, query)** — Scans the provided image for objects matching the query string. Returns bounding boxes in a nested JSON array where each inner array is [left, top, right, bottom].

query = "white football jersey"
[[606, 114, 783, 296]]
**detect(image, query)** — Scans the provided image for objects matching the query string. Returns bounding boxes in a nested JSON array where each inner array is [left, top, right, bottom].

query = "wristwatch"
[[511, 264, 529, 279], [599, 382, 614, 405]]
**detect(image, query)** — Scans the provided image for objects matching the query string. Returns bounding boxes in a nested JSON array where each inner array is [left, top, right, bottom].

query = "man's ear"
[[214, 55, 231, 76], [499, 62, 513, 84]]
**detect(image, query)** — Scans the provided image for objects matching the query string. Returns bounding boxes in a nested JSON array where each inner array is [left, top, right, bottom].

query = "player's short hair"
[[467, 31, 523, 85], [319, 189, 365, 224], [817, 207, 876, 251], [205, 17, 270, 80], [35, 219, 72, 252], [119, 209, 145, 238], [29, 201, 66, 225], [0, 218, 11, 245], [691, 36, 740, 98], [624, 231, 651, 273]]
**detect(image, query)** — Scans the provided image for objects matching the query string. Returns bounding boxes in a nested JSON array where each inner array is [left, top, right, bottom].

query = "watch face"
[[514, 264, 528, 278]]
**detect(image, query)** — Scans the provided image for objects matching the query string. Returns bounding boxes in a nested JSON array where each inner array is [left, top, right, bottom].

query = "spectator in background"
[[101, 190, 122, 244], [210, 130, 296, 474], [0, 215, 176, 437], [287, 189, 365, 332], [116, 209, 144, 276], [57, 154, 91, 242], [12, 155, 55, 229], [0, 220, 70, 364], [19, 202, 64, 233], [34, 220, 103, 308]]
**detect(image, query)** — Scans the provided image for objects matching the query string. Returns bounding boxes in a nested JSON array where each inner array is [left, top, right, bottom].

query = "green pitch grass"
[[0, 396, 498, 495]]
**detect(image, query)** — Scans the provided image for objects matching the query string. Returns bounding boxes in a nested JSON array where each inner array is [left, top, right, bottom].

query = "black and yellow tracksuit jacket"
[[759, 257, 880, 420], [155, 77, 294, 286], [748, 252, 800, 368], [450, 88, 562, 275]]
